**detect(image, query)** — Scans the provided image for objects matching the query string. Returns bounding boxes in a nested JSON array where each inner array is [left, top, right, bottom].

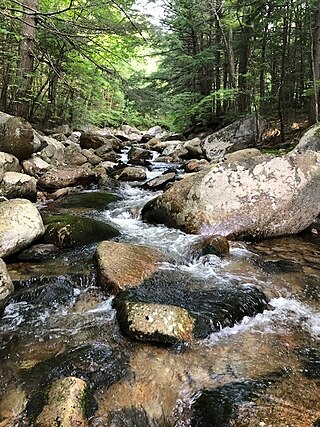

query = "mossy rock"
[[43, 214, 120, 248], [48, 191, 121, 211]]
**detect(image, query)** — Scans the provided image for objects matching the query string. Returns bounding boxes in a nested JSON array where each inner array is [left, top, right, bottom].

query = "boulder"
[[82, 148, 103, 166], [47, 191, 120, 211], [128, 146, 153, 165], [35, 377, 88, 427], [143, 171, 176, 191], [0, 258, 14, 300], [115, 301, 195, 344], [162, 143, 189, 160], [63, 142, 87, 166], [22, 156, 50, 176], [142, 150, 320, 240], [0, 172, 37, 201], [80, 130, 122, 150], [224, 148, 262, 163], [113, 270, 269, 343], [37, 135, 65, 165], [190, 235, 230, 258], [38, 166, 96, 189], [183, 137, 203, 158], [111, 166, 147, 182], [202, 115, 268, 161], [96, 241, 165, 294], [184, 159, 209, 173], [293, 122, 320, 152], [43, 214, 120, 248], [0, 112, 34, 160], [0, 198, 45, 258], [0, 152, 21, 173]]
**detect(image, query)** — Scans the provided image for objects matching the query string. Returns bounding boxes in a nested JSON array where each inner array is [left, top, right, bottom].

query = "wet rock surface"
[[43, 214, 120, 248], [113, 270, 270, 341], [96, 241, 165, 294]]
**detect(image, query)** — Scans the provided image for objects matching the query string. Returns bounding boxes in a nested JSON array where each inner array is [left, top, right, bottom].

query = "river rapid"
[[1, 152, 320, 426]]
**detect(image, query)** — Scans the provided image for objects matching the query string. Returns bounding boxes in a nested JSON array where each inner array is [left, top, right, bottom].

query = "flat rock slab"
[[96, 241, 165, 294]]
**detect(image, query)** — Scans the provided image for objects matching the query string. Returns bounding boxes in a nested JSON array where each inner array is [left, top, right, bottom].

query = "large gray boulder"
[[142, 150, 320, 240], [0, 112, 34, 160], [0, 198, 45, 257], [0, 258, 14, 300], [202, 115, 268, 161]]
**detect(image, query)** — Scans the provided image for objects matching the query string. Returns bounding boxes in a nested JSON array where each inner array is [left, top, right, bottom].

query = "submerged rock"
[[0, 199, 45, 258], [113, 270, 269, 343], [35, 377, 88, 427], [190, 381, 268, 427], [190, 235, 230, 258], [142, 150, 320, 240], [43, 214, 120, 248], [46, 191, 120, 211], [96, 241, 165, 294], [0, 258, 13, 301]]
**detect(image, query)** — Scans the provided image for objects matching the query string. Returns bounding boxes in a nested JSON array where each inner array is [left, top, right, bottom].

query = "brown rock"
[[96, 241, 165, 293], [35, 377, 87, 427], [0, 112, 34, 160], [38, 167, 95, 189], [191, 235, 230, 257]]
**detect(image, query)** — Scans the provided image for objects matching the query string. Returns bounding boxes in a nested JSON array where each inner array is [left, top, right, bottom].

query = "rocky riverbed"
[[0, 113, 320, 426]]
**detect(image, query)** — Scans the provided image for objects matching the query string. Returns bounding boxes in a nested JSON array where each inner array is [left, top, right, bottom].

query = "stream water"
[[1, 153, 320, 426]]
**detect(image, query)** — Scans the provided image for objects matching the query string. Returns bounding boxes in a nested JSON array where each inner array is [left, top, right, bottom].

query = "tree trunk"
[[311, 0, 320, 123], [15, 0, 38, 119]]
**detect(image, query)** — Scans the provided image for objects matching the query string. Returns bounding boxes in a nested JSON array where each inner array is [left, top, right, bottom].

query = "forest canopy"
[[0, 0, 320, 133]]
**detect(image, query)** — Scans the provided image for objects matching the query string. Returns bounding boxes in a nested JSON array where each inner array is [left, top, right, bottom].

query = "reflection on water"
[[1, 178, 320, 426]]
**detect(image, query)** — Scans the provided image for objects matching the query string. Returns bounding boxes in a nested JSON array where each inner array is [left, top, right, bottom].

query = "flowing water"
[[1, 154, 320, 426]]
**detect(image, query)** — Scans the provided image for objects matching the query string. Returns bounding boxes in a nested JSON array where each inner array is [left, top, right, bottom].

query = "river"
[[0, 151, 320, 426]]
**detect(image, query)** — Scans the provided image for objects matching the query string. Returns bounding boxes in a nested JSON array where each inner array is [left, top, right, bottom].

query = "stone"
[[0, 198, 45, 258], [293, 122, 320, 152], [115, 301, 196, 344], [190, 235, 230, 258], [128, 146, 153, 165], [162, 143, 189, 160], [184, 159, 209, 173], [0, 258, 14, 300], [16, 244, 58, 261], [38, 166, 96, 189], [143, 172, 176, 191], [37, 135, 65, 165], [0, 152, 21, 173], [96, 241, 165, 294], [224, 148, 262, 163], [80, 130, 122, 150], [47, 191, 120, 211], [43, 214, 120, 248], [82, 148, 103, 166], [22, 156, 50, 176], [202, 115, 268, 161], [64, 142, 87, 166], [0, 112, 34, 160], [142, 150, 320, 240], [111, 166, 147, 181], [183, 137, 203, 158], [113, 270, 269, 342], [0, 172, 37, 201], [35, 377, 88, 427]]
